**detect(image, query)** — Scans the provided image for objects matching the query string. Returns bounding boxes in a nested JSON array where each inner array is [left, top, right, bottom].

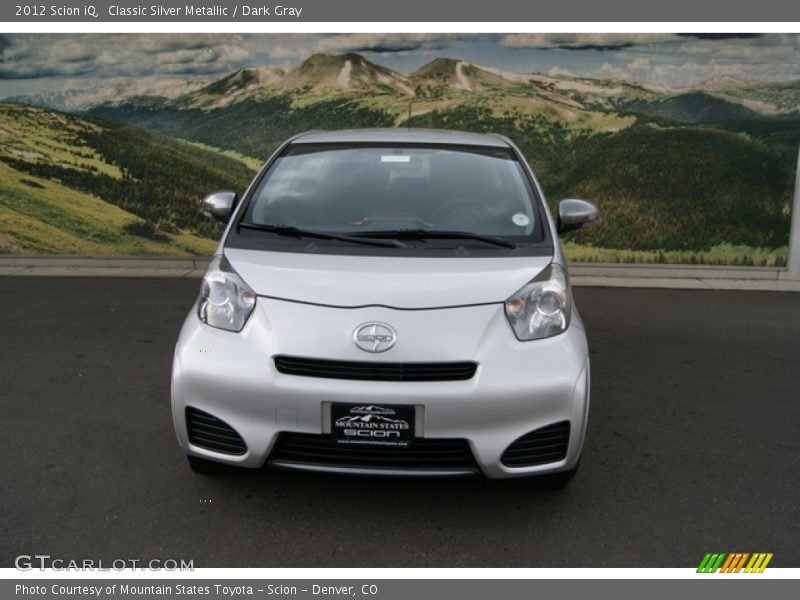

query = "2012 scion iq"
[[171, 129, 600, 487]]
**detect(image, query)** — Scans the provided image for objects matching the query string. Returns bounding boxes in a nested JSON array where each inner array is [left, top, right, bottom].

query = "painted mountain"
[[336, 415, 407, 425], [350, 406, 398, 415], [3, 52, 799, 262]]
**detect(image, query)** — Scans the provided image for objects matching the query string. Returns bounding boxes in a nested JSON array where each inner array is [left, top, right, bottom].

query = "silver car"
[[171, 129, 599, 487]]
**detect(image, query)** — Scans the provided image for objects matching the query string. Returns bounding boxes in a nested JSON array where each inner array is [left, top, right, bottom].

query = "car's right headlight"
[[504, 263, 572, 341], [197, 255, 256, 332]]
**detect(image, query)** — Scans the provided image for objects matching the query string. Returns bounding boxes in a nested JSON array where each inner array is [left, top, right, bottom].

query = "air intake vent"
[[186, 407, 247, 455], [269, 433, 478, 473], [501, 421, 570, 467], [274, 355, 477, 382]]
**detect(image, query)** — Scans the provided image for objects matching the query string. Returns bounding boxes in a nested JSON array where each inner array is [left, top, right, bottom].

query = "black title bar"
[[3, 0, 800, 22]]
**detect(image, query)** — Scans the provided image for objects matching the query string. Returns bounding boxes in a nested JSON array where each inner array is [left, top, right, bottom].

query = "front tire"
[[188, 455, 236, 475], [534, 461, 580, 489]]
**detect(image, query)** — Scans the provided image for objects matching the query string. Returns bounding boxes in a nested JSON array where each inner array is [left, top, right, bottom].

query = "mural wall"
[[1, 33, 798, 264]]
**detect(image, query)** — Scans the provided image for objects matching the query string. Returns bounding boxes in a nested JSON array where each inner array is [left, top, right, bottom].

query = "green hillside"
[[405, 103, 793, 253], [0, 103, 255, 255], [0, 161, 214, 255], [623, 92, 763, 123], [91, 96, 395, 161], [722, 80, 800, 114], [545, 125, 792, 251], [90, 89, 795, 260]]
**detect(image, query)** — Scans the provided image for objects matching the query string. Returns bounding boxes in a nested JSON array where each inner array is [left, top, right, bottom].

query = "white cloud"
[[523, 34, 800, 87], [0, 34, 257, 79], [3, 33, 800, 96], [595, 62, 630, 80], [500, 33, 681, 49], [266, 45, 310, 61], [628, 57, 651, 72], [313, 33, 468, 55], [547, 66, 577, 77]]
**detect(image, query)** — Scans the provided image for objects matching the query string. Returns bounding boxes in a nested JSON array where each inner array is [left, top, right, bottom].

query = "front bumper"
[[171, 298, 590, 479]]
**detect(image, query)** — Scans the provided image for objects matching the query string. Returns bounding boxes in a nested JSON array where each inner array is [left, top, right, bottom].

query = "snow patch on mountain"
[[469, 63, 535, 84], [337, 60, 352, 87], [455, 61, 472, 91]]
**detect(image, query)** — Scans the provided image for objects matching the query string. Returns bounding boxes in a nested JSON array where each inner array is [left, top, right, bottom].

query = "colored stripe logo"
[[697, 553, 773, 573]]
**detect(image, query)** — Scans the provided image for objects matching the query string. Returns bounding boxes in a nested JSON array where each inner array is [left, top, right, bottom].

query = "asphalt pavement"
[[1, 278, 798, 567]]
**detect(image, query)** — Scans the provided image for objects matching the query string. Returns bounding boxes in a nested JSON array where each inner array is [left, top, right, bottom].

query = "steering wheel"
[[430, 199, 492, 229]]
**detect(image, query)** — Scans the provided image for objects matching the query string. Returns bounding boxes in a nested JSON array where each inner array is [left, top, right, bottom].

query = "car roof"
[[290, 128, 511, 148]]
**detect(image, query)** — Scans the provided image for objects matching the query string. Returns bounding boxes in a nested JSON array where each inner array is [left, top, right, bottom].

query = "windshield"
[[232, 143, 550, 256]]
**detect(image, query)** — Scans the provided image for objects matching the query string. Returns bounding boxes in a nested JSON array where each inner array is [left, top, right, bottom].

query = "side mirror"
[[200, 190, 237, 223], [557, 198, 600, 234]]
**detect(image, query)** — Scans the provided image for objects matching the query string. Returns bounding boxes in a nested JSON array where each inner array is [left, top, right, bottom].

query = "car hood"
[[224, 248, 552, 309]]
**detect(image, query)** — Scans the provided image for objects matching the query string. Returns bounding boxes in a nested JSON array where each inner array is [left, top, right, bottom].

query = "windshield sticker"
[[381, 155, 411, 163], [512, 213, 531, 227]]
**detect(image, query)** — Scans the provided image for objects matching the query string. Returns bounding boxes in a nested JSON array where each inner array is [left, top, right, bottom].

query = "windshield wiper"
[[238, 223, 407, 248], [347, 229, 517, 249]]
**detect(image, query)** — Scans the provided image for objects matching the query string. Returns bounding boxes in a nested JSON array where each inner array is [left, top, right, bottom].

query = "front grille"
[[269, 433, 478, 472], [186, 407, 247, 455], [501, 421, 571, 467], [274, 355, 478, 382]]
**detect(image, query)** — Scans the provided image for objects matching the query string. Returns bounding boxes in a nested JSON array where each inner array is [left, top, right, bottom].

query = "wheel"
[[188, 455, 235, 475], [533, 461, 580, 490]]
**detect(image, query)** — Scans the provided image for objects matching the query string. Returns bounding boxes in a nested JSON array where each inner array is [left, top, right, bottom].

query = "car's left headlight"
[[504, 263, 572, 341], [197, 255, 256, 332]]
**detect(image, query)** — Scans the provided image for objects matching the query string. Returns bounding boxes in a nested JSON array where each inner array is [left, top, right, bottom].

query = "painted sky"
[[2, 33, 800, 96]]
